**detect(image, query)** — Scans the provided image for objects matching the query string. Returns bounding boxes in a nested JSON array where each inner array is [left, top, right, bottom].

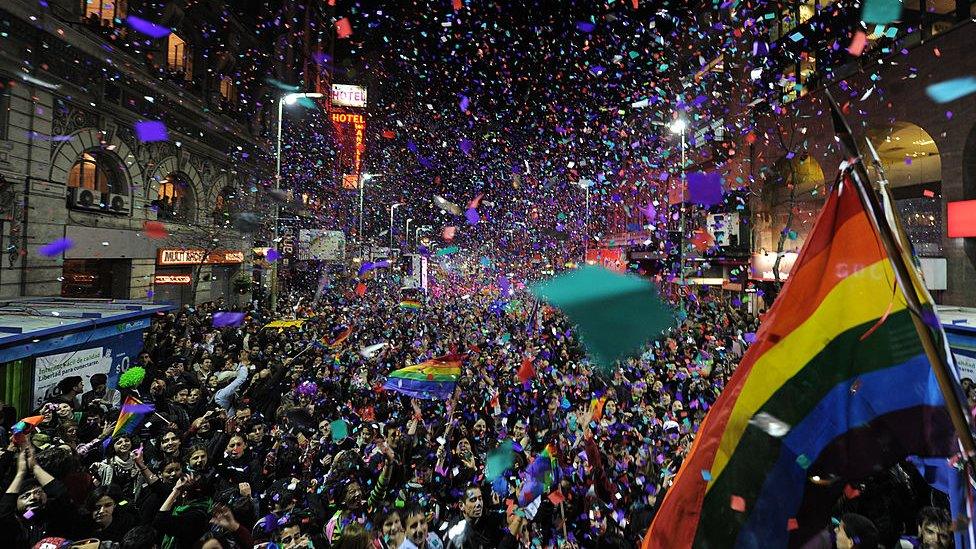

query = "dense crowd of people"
[[0, 277, 958, 548]]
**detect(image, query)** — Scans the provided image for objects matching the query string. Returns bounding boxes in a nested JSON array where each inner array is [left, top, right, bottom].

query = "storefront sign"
[[157, 249, 245, 266], [153, 274, 192, 285], [331, 84, 367, 108]]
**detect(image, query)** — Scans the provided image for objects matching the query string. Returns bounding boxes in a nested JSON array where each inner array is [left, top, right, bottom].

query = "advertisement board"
[[299, 230, 346, 261], [945, 325, 976, 382], [33, 347, 108, 408]]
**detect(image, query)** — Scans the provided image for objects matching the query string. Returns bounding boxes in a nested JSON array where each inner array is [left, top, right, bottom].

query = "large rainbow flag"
[[383, 354, 464, 400], [643, 174, 959, 547]]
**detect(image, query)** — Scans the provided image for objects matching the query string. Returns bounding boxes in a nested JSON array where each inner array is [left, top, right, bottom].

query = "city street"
[[0, 1, 975, 548]]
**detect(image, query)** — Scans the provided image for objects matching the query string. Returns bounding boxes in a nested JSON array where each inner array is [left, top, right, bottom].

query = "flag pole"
[[825, 90, 976, 463]]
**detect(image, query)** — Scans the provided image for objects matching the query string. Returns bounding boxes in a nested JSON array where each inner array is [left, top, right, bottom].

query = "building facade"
[[634, 1, 976, 307], [0, 0, 297, 305]]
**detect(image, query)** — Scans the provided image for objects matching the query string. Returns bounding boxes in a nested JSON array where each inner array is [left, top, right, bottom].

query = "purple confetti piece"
[[213, 311, 246, 328], [459, 95, 470, 111], [576, 21, 595, 32], [687, 172, 724, 206], [266, 249, 281, 262], [126, 15, 172, 39], [465, 207, 480, 225], [134, 120, 168, 143], [743, 332, 757, 344], [459, 138, 473, 155], [590, 65, 606, 75], [39, 237, 73, 257]]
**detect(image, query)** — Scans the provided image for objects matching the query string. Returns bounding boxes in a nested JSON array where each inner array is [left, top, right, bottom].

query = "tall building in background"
[[0, 0, 290, 305]]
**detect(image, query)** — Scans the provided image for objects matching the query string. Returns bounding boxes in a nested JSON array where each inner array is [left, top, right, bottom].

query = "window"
[[156, 173, 196, 222], [82, 0, 127, 26], [67, 151, 125, 194], [213, 186, 239, 222], [219, 76, 237, 104], [167, 33, 193, 80]]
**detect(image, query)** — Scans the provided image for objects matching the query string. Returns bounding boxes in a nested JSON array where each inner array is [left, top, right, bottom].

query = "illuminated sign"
[[331, 84, 367, 108], [331, 112, 366, 186], [153, 275, 192, 285], [948, 200, 976, 238], [157, 249, 245, 265]]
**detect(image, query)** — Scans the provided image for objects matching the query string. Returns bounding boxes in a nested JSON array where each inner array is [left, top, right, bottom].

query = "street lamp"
[[670, 118, 688, 313], [415, 226, 431, 249], [271, 91, 324, 310], [389, 203, 404, 253], [404, 218, 413, 252], [575, 179, 594, 263], [358, 173, 382, 256]]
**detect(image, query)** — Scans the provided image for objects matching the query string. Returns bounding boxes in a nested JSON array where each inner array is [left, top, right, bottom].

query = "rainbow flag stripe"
[[383, 354, 463, 400], [108, 396, 154, 442], [399, 299, 422, 310], [644, 177, 957, 548]]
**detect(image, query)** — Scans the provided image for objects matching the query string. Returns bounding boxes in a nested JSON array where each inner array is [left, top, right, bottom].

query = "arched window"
[[67, 150, 126, 195], [156, 172, 196, 223]]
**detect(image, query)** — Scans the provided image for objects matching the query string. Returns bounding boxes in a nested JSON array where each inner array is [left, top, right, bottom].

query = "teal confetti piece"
[[529, 266, 675, 369], [862, 0, 902, 24], [330, 419, 348, 442]]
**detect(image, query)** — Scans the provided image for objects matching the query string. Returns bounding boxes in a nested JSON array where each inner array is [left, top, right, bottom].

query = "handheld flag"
[[383, 354, 464, 400], [104, 396, 155, 448]]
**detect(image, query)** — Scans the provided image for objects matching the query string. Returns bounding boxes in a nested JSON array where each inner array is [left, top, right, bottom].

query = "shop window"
[[61, 258, 131, 299], [82, 0, 127, 27], [167, 33, 193, 81], [67, 151, 126, 195], [156, 173, 196, 223], [219, 76, 237, 105]]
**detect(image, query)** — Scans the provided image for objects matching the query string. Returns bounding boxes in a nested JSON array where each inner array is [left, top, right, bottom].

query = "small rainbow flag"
[[399, 299, 421, 310], [104, 396, 154, 447], [383, 354, 463, 400], [315, 325, 354, 349]]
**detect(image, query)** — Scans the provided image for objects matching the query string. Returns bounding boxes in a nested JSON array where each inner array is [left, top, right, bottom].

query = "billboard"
[[331, 84, 367, 108], [299, 230, 345, 261], [34, 347, 109, 408]]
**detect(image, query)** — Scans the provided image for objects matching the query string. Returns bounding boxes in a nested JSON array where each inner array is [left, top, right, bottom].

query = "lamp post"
[[271, 91, 324, 310], [575, 179, 594, 264], [670, 118, 688, 313], [415, 226, 430, 250], [389, 203, 404, 254], [404, 218, 413, 253], [357, 173, 381, 257]]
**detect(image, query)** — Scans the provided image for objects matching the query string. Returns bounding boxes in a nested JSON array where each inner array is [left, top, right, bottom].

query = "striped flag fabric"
[[105, 396, 154, 448], [383, 354, 464, 400], [399, 299, 422, 310], [643, 174, 960, 547]]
